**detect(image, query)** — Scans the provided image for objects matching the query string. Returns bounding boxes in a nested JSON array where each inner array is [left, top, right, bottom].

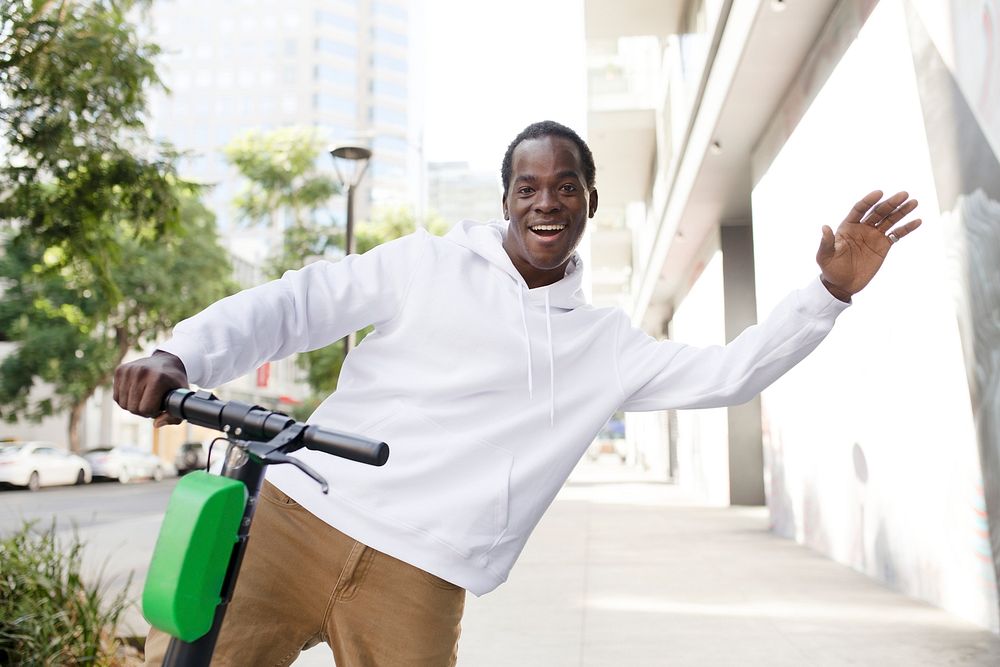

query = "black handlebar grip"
[[164, 388, 220, 428], [162, 388, 388, 466], [304, 426, 389, 467]]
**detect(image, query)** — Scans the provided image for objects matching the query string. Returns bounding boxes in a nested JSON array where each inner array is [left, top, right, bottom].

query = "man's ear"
[[502, 194, 509, 220], [588, 188, 599, 218]]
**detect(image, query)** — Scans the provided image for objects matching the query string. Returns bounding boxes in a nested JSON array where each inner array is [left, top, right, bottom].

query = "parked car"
[[0, 442, 92, 491], [82, 446, 171, 483], [175, 441, 209, 474]]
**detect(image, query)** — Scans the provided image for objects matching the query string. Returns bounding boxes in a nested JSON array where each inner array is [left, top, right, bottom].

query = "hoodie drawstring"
[[517, 282, 556, 426], [545, 290, 555, 426], [517, 287, 533, 399], [448, 221, 583, 429]]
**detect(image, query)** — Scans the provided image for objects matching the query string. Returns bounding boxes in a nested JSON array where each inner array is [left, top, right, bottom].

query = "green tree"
[[224, 127, 340, 277], [0, 0, 184, 291], [351, 205, 449, 253], [0, 187, 236, 451]]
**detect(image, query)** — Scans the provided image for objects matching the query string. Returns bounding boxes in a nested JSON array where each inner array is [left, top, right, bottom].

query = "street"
[[0, 478, 176, 638], [5, 462, 1000, 666], [0, 477, 177, 534]]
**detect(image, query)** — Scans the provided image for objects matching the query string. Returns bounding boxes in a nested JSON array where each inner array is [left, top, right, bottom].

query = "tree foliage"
[[0, 0, 183, 289], [224, 127, 339, 277], [351, 205, 449, 254], [0, 187, 236, 451], [0, 0, 232, 449]]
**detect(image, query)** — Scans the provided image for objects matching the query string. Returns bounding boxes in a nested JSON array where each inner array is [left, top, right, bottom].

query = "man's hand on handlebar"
[[114, 351, 189, 427]]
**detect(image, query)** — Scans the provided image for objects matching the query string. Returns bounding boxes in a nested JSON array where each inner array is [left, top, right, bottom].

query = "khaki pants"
[[144, 482, 466, 667]]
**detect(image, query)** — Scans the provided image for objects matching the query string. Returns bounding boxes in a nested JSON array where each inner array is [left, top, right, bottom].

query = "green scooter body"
[[142, 471, 247, 642]]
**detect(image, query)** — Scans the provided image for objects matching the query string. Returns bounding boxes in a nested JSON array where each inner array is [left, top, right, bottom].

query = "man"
[[115, 120, 921, 666]]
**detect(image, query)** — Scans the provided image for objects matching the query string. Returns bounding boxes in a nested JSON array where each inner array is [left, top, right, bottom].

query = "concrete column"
[[721, 223, 764, 505], [99, 386, 113, 445]]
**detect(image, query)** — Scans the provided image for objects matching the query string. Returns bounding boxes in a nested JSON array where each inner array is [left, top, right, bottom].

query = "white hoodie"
[[159, 220, 849, 595]]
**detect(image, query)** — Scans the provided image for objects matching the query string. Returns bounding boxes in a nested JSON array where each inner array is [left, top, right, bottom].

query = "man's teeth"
[[531, 224, 566, 231]]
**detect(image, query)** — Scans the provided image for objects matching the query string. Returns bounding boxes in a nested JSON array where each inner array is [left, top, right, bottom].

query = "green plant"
[[0, 521, 134, 666], [0, 186, 236, 452]]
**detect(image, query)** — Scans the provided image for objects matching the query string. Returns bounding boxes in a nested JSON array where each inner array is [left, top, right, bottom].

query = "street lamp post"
[[329, 144, 372, 354]]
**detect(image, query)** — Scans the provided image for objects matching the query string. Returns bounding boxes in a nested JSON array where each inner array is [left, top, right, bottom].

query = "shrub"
[[0, 521, 133, 666]]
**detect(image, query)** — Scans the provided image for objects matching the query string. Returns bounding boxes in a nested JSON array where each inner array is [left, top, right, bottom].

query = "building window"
[[371, 78, 407, 99], [314, 93, 356, 117], [370, 105, 406, 126], [314, 123, 348, 142], [372, 26, 407, 48], [373, 1, 406, 21], [371, 52, 406, 73], [315, 10, 357, 32], [316, 37, 357, 59], [373, 135, 407, 153], [370, 160, 405, 180], [315, 64, 357, 87]]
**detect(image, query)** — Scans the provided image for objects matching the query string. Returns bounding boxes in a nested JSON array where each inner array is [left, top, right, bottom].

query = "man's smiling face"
[[502, 135, 598, 289]]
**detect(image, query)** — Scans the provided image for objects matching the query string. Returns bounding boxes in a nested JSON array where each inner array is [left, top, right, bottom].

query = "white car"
[[83, 445, 171, 483], [0, 442, 93, 491]]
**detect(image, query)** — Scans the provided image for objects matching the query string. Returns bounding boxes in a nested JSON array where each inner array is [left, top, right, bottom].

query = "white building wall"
[[623, 409, 669, 478], [751, 0, 998, 631], [0, 342, 74, 447]]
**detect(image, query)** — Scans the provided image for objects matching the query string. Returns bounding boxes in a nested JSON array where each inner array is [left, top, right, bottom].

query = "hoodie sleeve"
[[615, 277, 849, 411], [158, 230, 429, 388]]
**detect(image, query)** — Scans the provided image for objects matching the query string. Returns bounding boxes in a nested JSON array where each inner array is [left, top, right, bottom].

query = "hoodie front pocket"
[[333, 406, 513, 560]]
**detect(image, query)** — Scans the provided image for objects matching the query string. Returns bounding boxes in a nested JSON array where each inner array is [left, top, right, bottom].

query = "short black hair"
[[501, 120, 596, 198]]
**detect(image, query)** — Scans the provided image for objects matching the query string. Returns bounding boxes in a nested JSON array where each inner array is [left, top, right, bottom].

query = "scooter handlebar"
[[163, 388, 388, 467]]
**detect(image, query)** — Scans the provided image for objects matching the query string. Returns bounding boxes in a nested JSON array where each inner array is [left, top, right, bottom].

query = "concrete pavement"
[[294, 457, 1000, 666]]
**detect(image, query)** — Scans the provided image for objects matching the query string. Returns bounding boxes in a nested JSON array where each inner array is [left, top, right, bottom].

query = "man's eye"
[[561, 184, 577, 192], [518, 187, 534, 195]]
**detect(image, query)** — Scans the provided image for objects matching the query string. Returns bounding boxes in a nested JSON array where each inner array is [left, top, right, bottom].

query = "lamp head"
[[330, 145, 372, 161], [329, 144, 373, 187]]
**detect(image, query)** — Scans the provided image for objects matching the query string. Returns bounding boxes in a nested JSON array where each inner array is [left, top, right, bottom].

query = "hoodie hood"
[[444, 219, 588, 310], [445, 219, 589, 426]]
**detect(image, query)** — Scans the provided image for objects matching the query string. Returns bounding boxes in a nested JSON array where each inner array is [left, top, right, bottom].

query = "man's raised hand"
[[816, 190, 922, 302]]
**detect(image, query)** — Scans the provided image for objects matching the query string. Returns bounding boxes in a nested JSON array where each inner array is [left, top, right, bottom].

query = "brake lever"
[[262, 451, 330, 494], [235, 422, 331, 493], [257, 422, 307, 457]]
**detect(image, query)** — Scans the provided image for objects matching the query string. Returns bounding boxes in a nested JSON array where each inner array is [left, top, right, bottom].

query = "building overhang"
[[633, 0, 842, 331], [588, 108, 657, 205], [584, 0, 685, 40], [585, 108, 656, 309]]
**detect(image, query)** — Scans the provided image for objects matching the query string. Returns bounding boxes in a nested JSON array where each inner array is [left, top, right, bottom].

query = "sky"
[[419, 0, 589, 169]]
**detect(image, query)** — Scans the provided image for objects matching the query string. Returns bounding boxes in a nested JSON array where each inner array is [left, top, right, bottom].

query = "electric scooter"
[[141, 388, 389, 666]]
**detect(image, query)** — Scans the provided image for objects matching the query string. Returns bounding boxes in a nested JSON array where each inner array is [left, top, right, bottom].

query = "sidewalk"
[[295, 458, 1000, 666]]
